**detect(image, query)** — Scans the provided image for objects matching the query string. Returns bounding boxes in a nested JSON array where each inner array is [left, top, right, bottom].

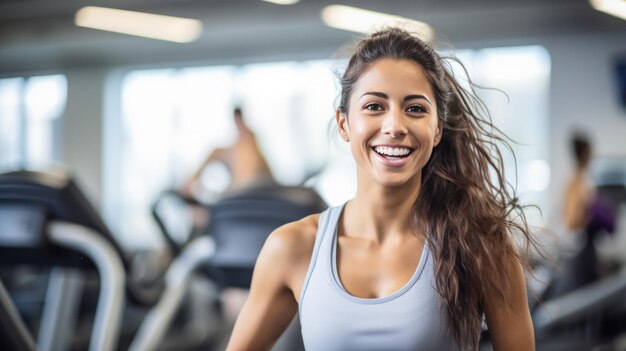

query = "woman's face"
[[337, 58, 441, 188]]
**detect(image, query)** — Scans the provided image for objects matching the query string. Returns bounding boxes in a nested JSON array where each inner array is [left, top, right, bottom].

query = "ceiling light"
[[261, 0, 300, 5], [321, 5, 433, 42], [75, 6, 202, 43], [590, 0, 626, 20]]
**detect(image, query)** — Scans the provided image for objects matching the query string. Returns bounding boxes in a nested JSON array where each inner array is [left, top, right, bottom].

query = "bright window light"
[[590, 0, 626, 21], [321, 5, 433, 42], [261, 0, 300, 5], [524, 159, 551, 192], [0, 75, 66, 171], [75, 6, 202, 43]]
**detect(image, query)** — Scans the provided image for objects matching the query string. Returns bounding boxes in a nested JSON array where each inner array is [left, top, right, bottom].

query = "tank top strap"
[[298, 204, 344, 310]]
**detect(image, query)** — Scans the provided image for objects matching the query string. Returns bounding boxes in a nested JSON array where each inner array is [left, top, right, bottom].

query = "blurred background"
[[1, 0, 626, 350], [1, 0, 625, 247]]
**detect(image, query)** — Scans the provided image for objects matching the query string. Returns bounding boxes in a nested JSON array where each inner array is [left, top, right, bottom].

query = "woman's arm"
[[484, 256, 535, 351], [225, 224, 304, 351]]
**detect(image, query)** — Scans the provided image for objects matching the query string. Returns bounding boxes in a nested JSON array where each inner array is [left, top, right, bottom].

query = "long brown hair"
[[338, 27, 537, 350]]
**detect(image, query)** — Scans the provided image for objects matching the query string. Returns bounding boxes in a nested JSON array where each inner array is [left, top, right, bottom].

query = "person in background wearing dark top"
[[226, 27, 536, 351], [179, 107, 275, 201], [564, 133, 616, 236], [549, 133, 616, 296]]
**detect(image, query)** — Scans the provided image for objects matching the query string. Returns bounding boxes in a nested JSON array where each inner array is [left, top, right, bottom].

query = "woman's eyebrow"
[[404, 94, 432, 104], [359, 92, 432, 105], [360, 91, 387, 99]]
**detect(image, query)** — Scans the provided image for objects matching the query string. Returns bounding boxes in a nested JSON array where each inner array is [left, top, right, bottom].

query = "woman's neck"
[[344, 176, 422, 244]]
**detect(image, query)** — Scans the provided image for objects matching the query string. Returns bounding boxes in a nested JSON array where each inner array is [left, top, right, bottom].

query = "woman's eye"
[[364, 103, 383, 111], [406, 105, 426, 113]]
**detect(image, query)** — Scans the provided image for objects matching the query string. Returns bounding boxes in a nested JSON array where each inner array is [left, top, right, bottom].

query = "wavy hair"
[[337, 27, 537, 350]]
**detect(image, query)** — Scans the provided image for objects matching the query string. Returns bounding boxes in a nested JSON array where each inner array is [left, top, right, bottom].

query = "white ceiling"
[[1, 0, 625, 74]]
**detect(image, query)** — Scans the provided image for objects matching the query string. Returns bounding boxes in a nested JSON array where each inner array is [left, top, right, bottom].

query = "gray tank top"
[[299, 204, 458, 351]]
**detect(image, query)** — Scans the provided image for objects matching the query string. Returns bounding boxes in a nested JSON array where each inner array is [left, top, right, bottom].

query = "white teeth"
[[374, 146, 411, 157]]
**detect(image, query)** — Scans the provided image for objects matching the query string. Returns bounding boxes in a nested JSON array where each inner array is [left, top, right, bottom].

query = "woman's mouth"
[[373, 145, 414, 161]]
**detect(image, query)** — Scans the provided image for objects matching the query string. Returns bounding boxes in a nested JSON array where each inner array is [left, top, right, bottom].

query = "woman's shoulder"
[[265, 213, 322, 264], [253, 213, 323, 294]]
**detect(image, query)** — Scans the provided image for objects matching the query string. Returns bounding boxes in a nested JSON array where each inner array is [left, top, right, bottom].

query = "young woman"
[[226, 27, 535, 351]]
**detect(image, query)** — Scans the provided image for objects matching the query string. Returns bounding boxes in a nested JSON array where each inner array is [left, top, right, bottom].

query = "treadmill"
[[0, 170, 162, 351]]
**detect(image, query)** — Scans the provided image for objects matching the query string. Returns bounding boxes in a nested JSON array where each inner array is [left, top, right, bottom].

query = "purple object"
[[587, 196, 616, 236]]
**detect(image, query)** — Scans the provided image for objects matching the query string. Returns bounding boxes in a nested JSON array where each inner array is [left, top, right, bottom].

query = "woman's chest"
[[336, 237, 424, 299]]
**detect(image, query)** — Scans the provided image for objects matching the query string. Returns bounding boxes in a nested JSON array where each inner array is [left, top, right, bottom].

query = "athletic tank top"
[[299, 204, 458, 351]]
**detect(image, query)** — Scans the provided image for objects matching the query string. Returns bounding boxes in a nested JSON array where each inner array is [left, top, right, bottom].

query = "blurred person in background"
[[179, 106, 275, 202], [178, 107, 276, 326], [563, 132, 615, 238], [563, 133, 596, 233], [544, 132, 617, 299]]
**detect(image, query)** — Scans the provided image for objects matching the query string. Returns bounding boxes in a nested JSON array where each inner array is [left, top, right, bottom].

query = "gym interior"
[[1, 1, 626, 350]]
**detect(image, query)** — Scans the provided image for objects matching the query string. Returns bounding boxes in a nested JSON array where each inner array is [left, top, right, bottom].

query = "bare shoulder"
[[265, 213, 321, 263], [256, 213, 321, 298]]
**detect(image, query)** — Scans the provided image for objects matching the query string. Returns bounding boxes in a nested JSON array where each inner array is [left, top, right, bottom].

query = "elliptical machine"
[[132, 184, 328, 351]]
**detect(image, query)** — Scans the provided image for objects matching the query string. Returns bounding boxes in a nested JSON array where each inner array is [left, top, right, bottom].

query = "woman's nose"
[[381, 109, 407, 138]]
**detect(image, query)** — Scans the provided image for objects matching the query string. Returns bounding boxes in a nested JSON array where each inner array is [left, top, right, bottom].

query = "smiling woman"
[[226, 27, 538, 351], [336, 59, 441, 189]]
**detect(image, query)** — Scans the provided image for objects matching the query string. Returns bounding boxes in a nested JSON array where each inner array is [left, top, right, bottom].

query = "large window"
[[462, 46, 552, 224], [0, 75, 67, 171], [106, 61, 340, 248], [107, 46, 551, 249]]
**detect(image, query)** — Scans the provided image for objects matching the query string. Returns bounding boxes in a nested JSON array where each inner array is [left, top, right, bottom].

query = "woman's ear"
[[434, 124, 443, 146], [336, 109, 350, 142]]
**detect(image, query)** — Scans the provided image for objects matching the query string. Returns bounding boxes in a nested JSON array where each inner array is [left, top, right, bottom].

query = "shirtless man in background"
[[180, 107, 275, 200]]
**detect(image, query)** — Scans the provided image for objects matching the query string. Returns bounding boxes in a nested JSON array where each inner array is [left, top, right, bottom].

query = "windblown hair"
[[338, 27, 537, 350]]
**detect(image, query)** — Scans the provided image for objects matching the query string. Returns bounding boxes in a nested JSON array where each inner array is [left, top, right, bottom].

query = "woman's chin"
[[375, 175, 417, 189]]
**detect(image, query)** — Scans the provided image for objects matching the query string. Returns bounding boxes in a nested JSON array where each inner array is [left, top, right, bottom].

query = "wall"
[[61, 68, 108, 209]]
